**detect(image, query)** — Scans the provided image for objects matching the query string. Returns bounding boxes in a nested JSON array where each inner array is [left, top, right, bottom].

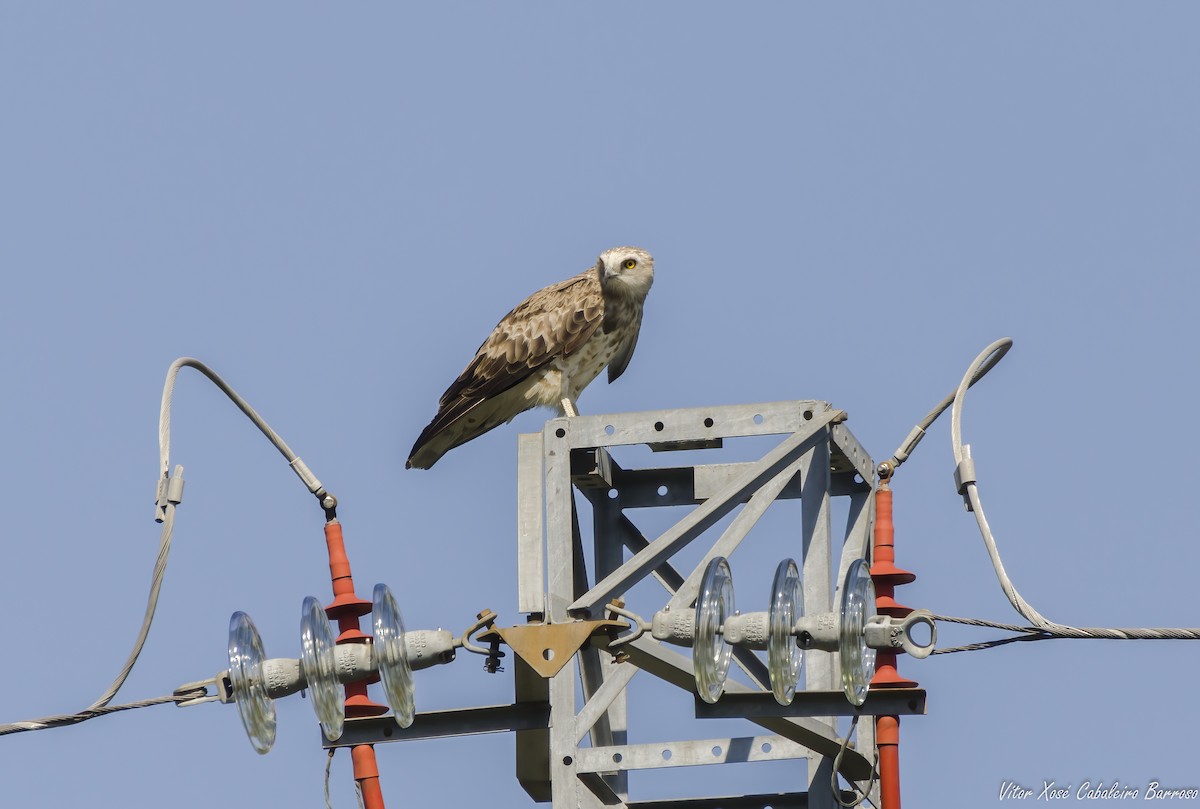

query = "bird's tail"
[[406, 431, 451, 469]]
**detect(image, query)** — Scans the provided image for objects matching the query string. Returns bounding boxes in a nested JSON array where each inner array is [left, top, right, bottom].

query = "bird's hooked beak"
[[597, 257, 610, 280]]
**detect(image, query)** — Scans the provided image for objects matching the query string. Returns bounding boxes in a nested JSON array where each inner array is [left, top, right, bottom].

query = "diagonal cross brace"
[[567, 409, 842, 616], [665, 456, 804, 612], [580, 498, 772, 689]]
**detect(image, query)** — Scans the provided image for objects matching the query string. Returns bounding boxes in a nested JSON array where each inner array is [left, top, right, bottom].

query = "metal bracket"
[[694, 688, 927, 719], [479, 619, 627, 678]]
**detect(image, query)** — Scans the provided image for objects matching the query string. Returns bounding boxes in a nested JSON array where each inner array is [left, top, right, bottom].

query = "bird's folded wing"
[[419, 270, 604, 440], [606, 309, 643, 384]]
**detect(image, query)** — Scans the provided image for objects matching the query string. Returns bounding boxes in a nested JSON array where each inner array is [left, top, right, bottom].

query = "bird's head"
[[596, 246, 654, 300]]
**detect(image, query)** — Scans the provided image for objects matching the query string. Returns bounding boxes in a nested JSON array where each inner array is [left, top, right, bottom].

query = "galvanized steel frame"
[[517, 401, 879, 808]]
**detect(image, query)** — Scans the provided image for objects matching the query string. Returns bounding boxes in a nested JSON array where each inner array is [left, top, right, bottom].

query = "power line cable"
[[2, 358, 329, 737], [159, 358, 330, 504], [883, 341, 1011, 474], [935, 338, 1200, 650], [0, 686, 209, 737]]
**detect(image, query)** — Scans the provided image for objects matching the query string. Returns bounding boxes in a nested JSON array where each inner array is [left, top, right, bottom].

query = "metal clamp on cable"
[[153, 464, 185, 523], [890, 426, 926, 468], [289, 457, 338, 515], [172, 677, 221, 708], [953, 447, 976, 511]]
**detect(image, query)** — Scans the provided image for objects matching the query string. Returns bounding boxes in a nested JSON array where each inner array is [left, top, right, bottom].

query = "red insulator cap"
[[872, 651, 919, 688], [875, 594, 914, 618], [335, 628, 372, 644], [326, 593, 374, 619], [870, 560, 917, 585], [344, 694, 391, 718]]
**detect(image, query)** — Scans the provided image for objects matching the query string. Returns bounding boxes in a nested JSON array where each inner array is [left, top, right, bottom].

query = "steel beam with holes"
[[321, 704, 551, 748]]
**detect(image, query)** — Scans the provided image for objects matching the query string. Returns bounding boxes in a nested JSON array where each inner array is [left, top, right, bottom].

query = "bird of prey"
[[406, 246, 654, 469]]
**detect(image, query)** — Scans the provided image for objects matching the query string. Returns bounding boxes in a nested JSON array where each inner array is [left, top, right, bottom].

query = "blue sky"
[[2, 4, 1198, 806]]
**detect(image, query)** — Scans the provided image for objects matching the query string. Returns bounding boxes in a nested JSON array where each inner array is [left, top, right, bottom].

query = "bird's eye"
[[622, 258, 637, 270]]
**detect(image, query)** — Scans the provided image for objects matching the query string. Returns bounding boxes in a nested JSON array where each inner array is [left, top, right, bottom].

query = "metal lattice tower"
[[513, 401, 886, 808]]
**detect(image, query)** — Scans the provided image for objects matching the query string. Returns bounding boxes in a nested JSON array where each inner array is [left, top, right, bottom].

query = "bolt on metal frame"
[[516, 400, 881, 808]]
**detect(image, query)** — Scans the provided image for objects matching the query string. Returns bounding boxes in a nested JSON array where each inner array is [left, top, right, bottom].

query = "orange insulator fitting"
[[344, 695, 391, 718], [876, 715, 902, 809], [872, 482, 911, 809], [322, 515, 390, 807], [870, 559, 917, 586], [351, 743, 381, 779], [874, 485, 894, 547], [335, 627, 373, 644], [352, 742, 387, 809], [876, 713, 900, 745], [872, 488, 915, 580], [326, 591, 374, 619], [359, 776, 385, 809], [871, 482, 919, 690], [872, 650, 918, 688], [342, 674, 389, 718], [324, 520, 360, 597], [874, 594, 915, 619]]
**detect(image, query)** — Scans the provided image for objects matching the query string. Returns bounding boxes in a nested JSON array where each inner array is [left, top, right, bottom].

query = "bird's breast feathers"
[[523, 327, 626, 407]]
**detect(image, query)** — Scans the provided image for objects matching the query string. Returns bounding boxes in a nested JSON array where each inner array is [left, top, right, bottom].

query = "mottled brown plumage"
[[407, 246, 654, 469]]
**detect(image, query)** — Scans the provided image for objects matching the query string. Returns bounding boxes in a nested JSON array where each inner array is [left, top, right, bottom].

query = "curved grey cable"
[[885, 340, 1012, 472], [947, 339, 1057, 627], [948, 339, 1200, 642], [0, 680, 209, 736], [830, 715, 877, 807], [325, 749, 336, 809], [94, 359, 329, 714], [2, 358, 334, 734], [159, 358, 326, 499], [929, 612, 1200, 654], [85, 501, 179, 711], [0, 501, 187, 732]]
